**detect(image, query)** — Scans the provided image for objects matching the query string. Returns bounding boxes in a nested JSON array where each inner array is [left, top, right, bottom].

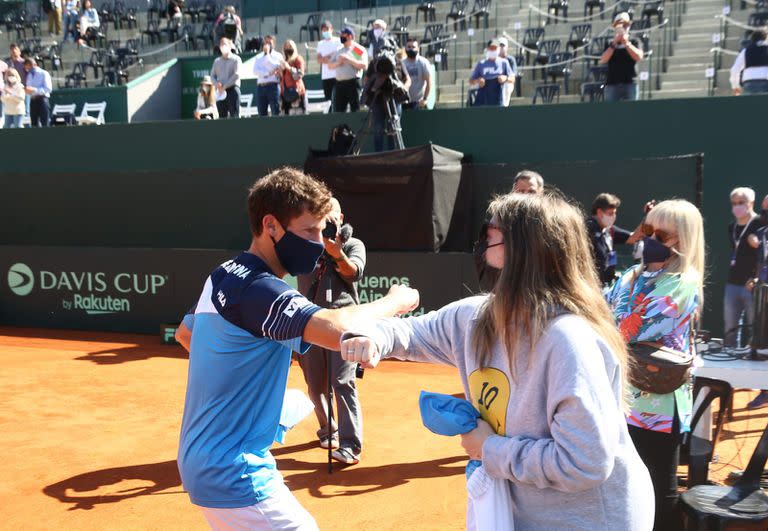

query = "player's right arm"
[[302, 284, 419, 352]]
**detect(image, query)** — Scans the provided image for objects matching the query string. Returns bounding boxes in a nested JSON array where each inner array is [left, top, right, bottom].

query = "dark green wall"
[[51, 85, 128, 123], [242, 0, 421, 18], [2, 95, 766, 333]]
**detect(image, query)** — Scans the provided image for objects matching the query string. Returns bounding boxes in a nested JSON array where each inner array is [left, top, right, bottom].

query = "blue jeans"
[[257, 82, 280, 116], [4, 114, 24, 128], [63, 10, 78, 41], [724, 283, 754, 347], [604, 82, 639, 102], [742, 79, 768, 95]]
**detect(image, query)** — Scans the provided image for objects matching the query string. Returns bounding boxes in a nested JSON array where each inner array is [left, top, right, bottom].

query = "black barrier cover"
[[0, 246, 478, 334], [0, 246, 232, 333], [305, 144, 464, 252]]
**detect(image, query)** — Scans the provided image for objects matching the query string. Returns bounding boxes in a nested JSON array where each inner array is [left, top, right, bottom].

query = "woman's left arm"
[[479, 325, 621, 492]]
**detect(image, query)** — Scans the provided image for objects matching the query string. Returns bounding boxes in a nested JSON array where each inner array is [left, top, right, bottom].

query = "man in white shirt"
[[316, 20, 342, 106], [328, 27, 368, 113], [253, 35, 284, 116], [730, 28, 768, 95], [498, 37, 518, 106]]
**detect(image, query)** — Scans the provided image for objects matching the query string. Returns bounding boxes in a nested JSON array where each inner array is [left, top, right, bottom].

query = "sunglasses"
[[641, 223, 675, 244]]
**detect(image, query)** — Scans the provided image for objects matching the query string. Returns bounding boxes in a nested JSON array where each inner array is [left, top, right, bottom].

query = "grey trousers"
[[298, 345, 363, 453]]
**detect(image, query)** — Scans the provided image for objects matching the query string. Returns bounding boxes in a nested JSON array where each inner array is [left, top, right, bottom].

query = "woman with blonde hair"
[[341, 192, 654, 530], [280, 38, 306, 115], [607, 199, 704, 531]]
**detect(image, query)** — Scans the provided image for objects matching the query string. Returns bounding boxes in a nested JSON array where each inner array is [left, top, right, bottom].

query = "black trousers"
[[322, 78, 336, 104], [333, 79, 360, 112], [216, 86, 240, 118], [30, 97, 50, 127], [628, 413, 683, 531]]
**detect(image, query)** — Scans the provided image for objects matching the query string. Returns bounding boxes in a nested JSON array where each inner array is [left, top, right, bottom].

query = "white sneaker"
[[319, 436, 339, 450], [331, 447, 360, 465]]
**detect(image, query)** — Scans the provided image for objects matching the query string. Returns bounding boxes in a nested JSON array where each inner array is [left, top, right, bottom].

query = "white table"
[[691, 348, 768, 440]]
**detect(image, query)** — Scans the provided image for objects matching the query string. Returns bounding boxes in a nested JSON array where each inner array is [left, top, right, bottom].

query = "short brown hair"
[[248, 167, 332, 235], [513, 170, 544, 190], [591, 193, 621, 214]]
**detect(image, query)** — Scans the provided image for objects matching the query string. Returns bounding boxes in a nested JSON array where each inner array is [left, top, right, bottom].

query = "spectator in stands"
[[498, 37, 518, 106], [608, 199, 704, 531], [167, 0, 183, 26], [469, 40, 512, 106], [586, 193, 647, 287], [2, 68, 25, 128], [78, 0, 100, 45], [725, 187, 764, 348], [403, 39, 431, 110], [365, 43, 410, 152], [600, 12, 644, 102], [253, 35, 283, 117], [512, 169, 544, 194], [210, 37, 241, 118], [730, 28, 768, 96], [280, 39, 306, 116], [316, 20, 341, 106], [45, 0, 62, 37], [298, 197, 367, 465], [7, 44, 28, 121], [63, 0, 79, 42], [0, 58, 6, 121], [193, 75, 218, 120], [23, 58, 51, 127], [367, 19, 390, 60], [213, 5, 243, 53], [329, 28, 367, 113]]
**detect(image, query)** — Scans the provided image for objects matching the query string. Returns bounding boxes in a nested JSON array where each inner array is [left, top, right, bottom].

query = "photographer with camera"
[[297, 198, 367, 465], [364, 35, 410, 152], [329, 28, 368, 113], [213, 6, 243, 53]]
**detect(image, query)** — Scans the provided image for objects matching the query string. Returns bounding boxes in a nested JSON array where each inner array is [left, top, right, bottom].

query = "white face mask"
[[7, 77, 17, 84], [373, 28, 384, 39], [732, 204, 750, 219], [486, 50, 498, 60], [600, 213, 617, 228], [220, 45, 230, 56]]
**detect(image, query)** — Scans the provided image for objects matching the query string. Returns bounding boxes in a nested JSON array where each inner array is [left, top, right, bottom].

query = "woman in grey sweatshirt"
[[343, 193, 654, 530]]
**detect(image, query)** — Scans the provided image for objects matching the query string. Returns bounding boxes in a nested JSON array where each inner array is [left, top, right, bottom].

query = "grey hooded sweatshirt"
[[346, 295, 654, 531]]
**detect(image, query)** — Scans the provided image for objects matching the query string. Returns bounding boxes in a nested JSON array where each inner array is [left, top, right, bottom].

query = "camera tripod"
[[351, 91, 405, 154]]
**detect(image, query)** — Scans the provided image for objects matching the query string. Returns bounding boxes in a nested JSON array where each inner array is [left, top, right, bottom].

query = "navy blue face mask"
[[271, 229, 325, 276], [642, 236, 672, 264]]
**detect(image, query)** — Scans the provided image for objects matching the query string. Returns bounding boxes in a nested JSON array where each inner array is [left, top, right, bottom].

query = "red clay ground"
[[0, 327, 765, 530]]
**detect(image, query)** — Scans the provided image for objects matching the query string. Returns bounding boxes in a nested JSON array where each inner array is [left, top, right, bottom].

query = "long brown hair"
[[472, 193, 629, 394]]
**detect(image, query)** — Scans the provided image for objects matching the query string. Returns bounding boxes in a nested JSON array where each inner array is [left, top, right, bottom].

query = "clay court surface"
[[1, 327, 765, 530]]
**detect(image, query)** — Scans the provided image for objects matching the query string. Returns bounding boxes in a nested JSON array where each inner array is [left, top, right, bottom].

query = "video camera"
[[363, 37, 410, 106]]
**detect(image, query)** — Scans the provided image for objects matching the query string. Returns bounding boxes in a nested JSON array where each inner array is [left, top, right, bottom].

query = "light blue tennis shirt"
[[177, 251, 321, 508]]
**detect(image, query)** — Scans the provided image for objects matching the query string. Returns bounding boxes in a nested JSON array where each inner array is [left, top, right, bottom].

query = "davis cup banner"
[[1, 247, 479, 334]]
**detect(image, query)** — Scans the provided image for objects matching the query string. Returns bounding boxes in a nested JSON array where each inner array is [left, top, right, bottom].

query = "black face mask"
[[762, 209, 768, 225], [271, 228, 325, 276], [284, 49, 293, 55], [340, 35, 349, 44], [406, 49, 418, 58], [642, 236, 672, 264]]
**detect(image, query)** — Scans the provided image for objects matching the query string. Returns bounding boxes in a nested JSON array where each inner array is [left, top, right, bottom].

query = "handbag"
[[628, 341, 694, 394], [282, 87, 300, 103], [625, 270, 695, 395]]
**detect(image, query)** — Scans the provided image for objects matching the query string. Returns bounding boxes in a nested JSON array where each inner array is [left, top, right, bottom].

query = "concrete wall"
[[126, 60, 182, 123]]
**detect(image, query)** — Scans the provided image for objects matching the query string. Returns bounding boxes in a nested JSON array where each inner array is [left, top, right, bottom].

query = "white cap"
[[613, 12, 631, 26], [373, 18, 387, 29], [498, 37, 509, 47]]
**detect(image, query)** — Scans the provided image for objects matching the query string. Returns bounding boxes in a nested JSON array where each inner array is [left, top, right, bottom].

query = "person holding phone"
[[600, 12, 644, 102]]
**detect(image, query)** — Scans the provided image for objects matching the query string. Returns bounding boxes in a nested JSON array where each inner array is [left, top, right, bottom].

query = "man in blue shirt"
[[177, 167, 419, 530], [469, 40, 512, 107], [23, 58, 52, 127]]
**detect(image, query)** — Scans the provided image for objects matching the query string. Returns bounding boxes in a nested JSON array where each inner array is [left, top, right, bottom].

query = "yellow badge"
[[468, 368, 510, 435]]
